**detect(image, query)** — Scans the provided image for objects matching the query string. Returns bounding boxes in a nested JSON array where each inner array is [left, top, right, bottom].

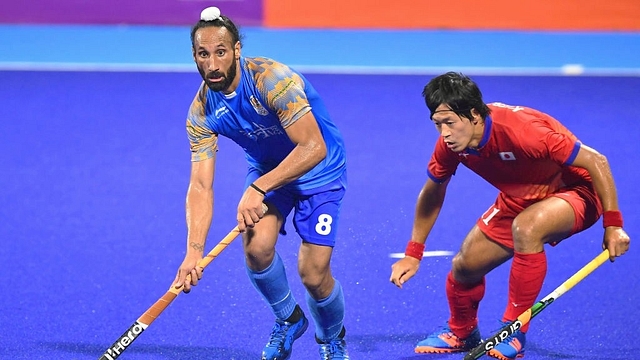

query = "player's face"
[[431, 104, 481, 152], [192, 26, 241, 93]]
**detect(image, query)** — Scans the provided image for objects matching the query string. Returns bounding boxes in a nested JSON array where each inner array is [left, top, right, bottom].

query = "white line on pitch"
[[389, 251, 455, 258]]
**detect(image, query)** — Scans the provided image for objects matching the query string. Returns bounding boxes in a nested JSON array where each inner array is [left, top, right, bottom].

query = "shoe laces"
[[266, 320, 288, 347], [435, 325, 461, 341], [319, 339, 348, 360], [502, 331, 525, 349], [441, 332, 464, 347]]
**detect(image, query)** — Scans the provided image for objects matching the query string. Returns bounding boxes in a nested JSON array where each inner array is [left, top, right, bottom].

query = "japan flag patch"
[[499, 152, 516, 160]]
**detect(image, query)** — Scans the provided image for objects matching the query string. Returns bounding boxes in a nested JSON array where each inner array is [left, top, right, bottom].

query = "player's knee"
[[300, 267, 332, 297], [452, 251, 494, 284], [512, 216, 545, 250], [512, 216, 534, 240], [243, 241, 275, 270], [300, 273, 322, 293], [451, 253, 475, 281]]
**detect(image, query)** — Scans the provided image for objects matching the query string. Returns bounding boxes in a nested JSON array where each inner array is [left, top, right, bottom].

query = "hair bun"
[[200, 7, 221, 21]]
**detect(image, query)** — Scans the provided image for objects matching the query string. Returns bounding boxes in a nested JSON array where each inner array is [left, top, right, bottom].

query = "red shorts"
[[476, 183, 602, 249]]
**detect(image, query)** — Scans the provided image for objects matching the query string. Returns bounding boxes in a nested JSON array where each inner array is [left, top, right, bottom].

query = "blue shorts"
[[245, 169, 347, 247]]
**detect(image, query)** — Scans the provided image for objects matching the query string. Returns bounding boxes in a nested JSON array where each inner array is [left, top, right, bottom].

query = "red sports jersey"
[[427, 102, 591, 200]]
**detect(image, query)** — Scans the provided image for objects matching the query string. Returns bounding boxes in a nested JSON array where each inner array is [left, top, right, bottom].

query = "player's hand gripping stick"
[[98, 204, 268, 360]]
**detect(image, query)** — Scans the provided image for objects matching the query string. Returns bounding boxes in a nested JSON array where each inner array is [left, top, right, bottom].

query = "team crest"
[[250, 95, 269, 116]]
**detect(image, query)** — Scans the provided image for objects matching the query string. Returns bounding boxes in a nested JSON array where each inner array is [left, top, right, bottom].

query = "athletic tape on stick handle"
[[98, 226, 242, 360], [463, 249, 610, 360]]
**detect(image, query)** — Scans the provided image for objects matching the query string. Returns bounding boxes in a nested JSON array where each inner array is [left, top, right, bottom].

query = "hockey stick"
[[463, 249, 610, 360], [98, 226, 241, 360]]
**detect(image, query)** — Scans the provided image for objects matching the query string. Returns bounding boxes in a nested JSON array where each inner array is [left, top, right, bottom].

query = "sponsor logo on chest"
[[215, 105, 229, 118]]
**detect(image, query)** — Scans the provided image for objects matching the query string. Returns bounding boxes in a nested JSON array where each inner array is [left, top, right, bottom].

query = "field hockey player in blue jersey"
[[172, 7, 350, 360]]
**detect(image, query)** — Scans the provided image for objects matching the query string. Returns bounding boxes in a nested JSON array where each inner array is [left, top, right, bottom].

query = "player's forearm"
[[411, 207, 442, 244], [185, 185, 214, 255], [411, 182, 446, 244], [254, 141, 326, 192]]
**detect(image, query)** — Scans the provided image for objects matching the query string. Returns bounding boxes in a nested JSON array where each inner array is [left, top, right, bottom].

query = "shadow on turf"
[[346, 333, 639, 360], [392, 341, 640, 360], [39, 337, 639, 360], [525, 341, 639, 360], [40, 341, 258, 359]]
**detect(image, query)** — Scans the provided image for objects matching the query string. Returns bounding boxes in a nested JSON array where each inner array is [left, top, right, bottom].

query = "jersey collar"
[[466, 115, 492, 155]]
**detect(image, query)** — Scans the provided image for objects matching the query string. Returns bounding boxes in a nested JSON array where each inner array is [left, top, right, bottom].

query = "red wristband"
[[405, 240, 425, 261], [603, 210, 623, 228]]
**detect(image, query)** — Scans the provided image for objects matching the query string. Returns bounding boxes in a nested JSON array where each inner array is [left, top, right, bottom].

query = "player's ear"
[[471, 108, 481, 124], [234, 41, 241, 60]]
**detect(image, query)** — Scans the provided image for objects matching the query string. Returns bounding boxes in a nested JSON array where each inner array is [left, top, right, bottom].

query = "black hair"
[[422, 72, 490, 120], [190, 14, 244, 48]]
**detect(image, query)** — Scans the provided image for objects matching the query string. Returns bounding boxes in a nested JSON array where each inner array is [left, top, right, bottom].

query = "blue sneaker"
[[415, 322, 481, 354], [261, 313, 309, 360], [487, 321, 526, 360], [318, 338, 350, 360]]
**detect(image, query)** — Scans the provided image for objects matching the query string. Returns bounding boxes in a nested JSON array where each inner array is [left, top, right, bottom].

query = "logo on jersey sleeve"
[[499, 152, 516, 160], [249, 95, 269, 116]]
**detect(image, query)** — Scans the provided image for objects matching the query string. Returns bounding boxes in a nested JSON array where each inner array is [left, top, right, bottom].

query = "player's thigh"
[[294, 186, 344, 288], [242, 179, 293, 258], [454, 225, 513, 283], [294, 191, 341, 281], [298, 242, 335, 298], [293, 186, 344, 247], [512, 196, 575, 251]]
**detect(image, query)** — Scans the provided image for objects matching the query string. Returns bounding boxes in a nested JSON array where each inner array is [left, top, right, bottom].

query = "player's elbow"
[[585, 150, 610, 173], [594, 152, 609, 168], [308, 139, 327, 163], [573, 144, 611, 174], [317, 141, 328, 161]]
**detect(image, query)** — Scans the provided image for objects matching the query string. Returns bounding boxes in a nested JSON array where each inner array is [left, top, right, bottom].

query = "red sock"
[[446, 271, 485, 338], [503, 251, 547, 333]]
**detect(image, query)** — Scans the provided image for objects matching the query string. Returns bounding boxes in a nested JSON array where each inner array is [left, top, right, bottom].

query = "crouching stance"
[[390, 72, 629, 360]]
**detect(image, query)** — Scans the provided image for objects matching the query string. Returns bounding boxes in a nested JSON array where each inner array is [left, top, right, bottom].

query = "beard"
[[200, 57, 238, 93]]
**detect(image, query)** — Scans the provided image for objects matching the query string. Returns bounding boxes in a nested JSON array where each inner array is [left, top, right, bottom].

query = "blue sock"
[[246, 252, 297, 320], [306, 279, 345, 342]]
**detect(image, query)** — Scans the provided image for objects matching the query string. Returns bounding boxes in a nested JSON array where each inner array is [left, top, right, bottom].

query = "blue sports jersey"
[[186, 56, 346, 190]]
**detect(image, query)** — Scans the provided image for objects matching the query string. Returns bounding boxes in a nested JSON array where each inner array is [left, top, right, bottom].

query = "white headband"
[[200, 7, 221, 21]]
